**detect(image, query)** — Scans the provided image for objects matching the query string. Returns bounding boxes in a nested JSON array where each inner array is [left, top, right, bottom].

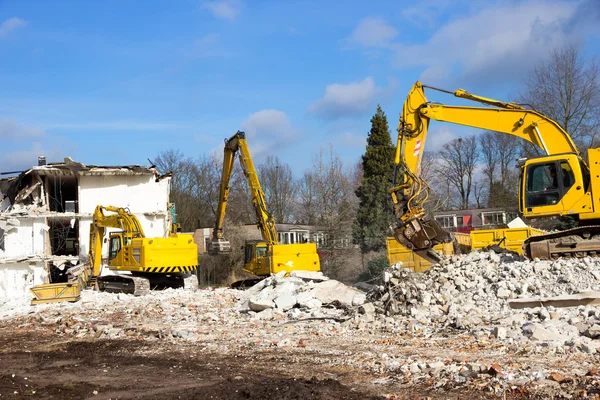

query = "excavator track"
[[96, 275, 151, 296], [524, 225, 600, 260]]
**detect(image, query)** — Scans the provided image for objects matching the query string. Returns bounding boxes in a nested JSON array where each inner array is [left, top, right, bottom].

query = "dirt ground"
[[2, 285, 600, 399], [0, 326, 572, 400]]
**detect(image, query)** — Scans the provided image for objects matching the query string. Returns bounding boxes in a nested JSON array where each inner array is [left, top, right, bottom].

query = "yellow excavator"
[[209, 130, 320, 278], [391, 81, 600, 261], [30, 205, 198, 303]]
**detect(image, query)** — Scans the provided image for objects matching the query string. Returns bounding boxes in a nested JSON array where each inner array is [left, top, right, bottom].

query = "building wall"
[[0, 172, 172, 298], [78, 174, 170, 214], [0, 218, 47, 258], [0, 262, 46, 298]]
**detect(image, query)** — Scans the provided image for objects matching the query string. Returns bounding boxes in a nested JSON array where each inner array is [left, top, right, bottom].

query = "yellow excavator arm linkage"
[[392, 81, 583, 260], [89, 205, 146, 277], [211, 131, 278, 253]]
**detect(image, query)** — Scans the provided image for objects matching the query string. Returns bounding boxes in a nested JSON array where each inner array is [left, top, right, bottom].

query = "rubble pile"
[[238, 270, 366, 320], [2, 259, 600, 396], [369, 249, 600, 352]]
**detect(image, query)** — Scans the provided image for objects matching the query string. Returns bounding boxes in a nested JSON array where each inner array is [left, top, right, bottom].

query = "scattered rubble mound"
[[3, 252, 600, 397], [237, 270, 366, 320], [370, 250, 600, 352]]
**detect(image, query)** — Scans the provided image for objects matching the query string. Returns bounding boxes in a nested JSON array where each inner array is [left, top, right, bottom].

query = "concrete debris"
[[4, 252, 600, 396], [366, 249, 600, 353], [241, 272, 366, 319]]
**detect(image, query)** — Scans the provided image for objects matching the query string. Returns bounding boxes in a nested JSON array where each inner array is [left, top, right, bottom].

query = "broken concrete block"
[[274, 294, 297, 311], [530, 326, 563, 342], [248, 290, 275, 312], [497, 288, 510, 299], [492, 326, 507, 340], [586, 324, 600, 339], [301, 298, 322, 310], [254, 308, 273, 320], [310, 280, 365, 307], [289, 271, 329, 282]]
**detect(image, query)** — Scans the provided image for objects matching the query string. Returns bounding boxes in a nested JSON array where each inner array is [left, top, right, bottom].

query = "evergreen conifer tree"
[[353, 105, 395, 253]]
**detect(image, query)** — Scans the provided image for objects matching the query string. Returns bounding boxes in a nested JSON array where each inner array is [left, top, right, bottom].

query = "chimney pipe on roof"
[[38, 156, 46, 166]]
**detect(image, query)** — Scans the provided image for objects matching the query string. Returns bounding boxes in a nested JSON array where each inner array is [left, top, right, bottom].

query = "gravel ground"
[[1, 250, 600, 398]]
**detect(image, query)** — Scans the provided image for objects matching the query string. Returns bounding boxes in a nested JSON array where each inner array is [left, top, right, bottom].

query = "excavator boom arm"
[[211, 131, 278, 253], [392, 81, 582, 259]]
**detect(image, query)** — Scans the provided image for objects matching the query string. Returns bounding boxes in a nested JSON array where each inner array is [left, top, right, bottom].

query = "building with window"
[[0, 157, 174, 298], [433, 208, 518, 233], [194, 223, 352, 253]]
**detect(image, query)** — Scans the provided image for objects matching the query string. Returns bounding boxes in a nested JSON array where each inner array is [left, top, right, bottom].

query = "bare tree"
[[153, 149, 202, 231], [479, 132, 497, 192], [437, 136, 479, 209], [258, 156, 296, 223], [521, 45, 600, 152], [296, 171, 318, 225], [479, 131, 520, 208]]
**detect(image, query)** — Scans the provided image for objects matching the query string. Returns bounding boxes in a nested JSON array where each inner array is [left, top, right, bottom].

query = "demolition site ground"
[[4, 251, 600, 399], [0, 325, 546, 400]]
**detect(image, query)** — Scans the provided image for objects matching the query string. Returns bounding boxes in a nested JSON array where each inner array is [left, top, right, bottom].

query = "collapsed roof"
[[0, 157, 170, 212]]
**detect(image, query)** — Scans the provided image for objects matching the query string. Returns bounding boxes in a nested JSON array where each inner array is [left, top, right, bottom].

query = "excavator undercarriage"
[[524, 226, 600, 260]]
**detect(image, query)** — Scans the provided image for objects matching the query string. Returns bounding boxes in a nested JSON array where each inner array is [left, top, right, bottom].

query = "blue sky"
[[1, 0, 599, 176]]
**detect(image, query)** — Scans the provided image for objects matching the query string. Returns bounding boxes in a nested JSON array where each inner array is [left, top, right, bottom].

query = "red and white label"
[[413, 139, 422, 157]]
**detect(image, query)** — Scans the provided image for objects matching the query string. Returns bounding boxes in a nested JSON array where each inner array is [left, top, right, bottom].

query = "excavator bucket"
[[208, 239, 232, 255], [394, 218, 452, 264]]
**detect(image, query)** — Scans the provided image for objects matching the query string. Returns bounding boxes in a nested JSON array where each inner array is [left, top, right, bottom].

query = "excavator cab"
[[520, 154, 587, 218], [108, 233, 123, 262], [243, 240, 270, 276]]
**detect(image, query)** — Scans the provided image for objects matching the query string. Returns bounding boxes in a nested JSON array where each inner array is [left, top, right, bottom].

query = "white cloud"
[[202, 0, 242, 21], [0, 17, 26, 39], [393, 0, 577, 84], [308, 77, 382, 119], [241, 109, 296, 158], [425, 127, 458, 152], [348, 0, 600, 87], [334, 132, 366, 149], [344, 17, 397, 48], [0, 142, 65, 173], [242, 109, 293, 137], [0, 118, 45, 138]]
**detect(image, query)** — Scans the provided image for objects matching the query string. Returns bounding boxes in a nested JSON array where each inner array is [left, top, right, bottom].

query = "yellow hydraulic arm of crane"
[[392, 81, 586, 261], [210, 130, 278, 253]]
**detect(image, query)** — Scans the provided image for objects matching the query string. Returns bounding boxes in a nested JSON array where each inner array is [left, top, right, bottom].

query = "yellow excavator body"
[[211, 131, 321, 276], [30, 205, 198, 304], [243, 241, 320, 276], [391, 81, 600, 261]]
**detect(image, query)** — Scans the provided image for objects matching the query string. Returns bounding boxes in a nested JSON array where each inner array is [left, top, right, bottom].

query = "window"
[[435, 215, 455, 228], [525, 160, 573, 207], [255, 246, 267, 258], [482, 212, 505, 225], [245, 245, 254, 264], [560, 161, 575, 189], [108, 236, 121, 260], [456, 216, 464, 227]]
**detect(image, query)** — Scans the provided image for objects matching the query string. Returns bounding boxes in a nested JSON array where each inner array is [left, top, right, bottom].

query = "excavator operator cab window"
[[108, 235, 122, 260], [525, 161, 574, 208], [244, 244, 254, 264], [255, 246, 267, 258]]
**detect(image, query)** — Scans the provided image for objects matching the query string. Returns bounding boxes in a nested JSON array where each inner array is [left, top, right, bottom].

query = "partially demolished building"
[[0, 157, 173, 298]]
